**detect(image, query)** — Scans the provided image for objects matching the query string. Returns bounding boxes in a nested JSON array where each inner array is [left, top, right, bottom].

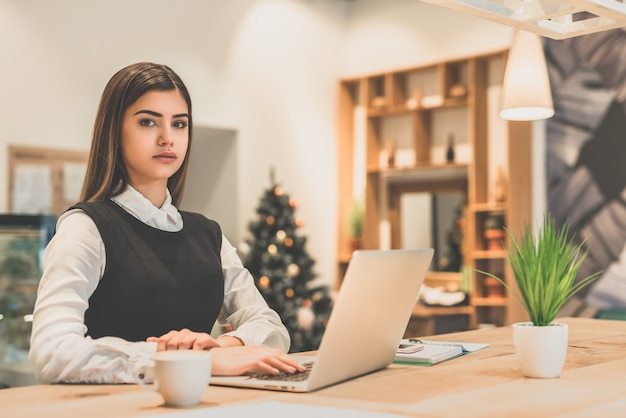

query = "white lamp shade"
[[500, 30, 554, 121]]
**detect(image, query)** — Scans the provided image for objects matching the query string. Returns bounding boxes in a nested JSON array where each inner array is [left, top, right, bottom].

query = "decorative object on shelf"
[[446, 133, 455, 164], [419, 284, 467, 307], [500, 30, 554, 121], [371, 96, 386, 109], [406, 88, 423, 109], [479, 214, 602, 378], [421, 95, 443, 108], [483, 276, 505, 299], [483, 214, 505, 251], [448, 83, 467, 98], [349, 199, 363, 252], [394, 148, 416, 168], [379, 139, 396, 168], [494, 166, 508, 203]]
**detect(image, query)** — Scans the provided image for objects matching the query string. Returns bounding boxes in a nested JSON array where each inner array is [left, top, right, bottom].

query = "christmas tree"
[[242, 173, 333, 353]]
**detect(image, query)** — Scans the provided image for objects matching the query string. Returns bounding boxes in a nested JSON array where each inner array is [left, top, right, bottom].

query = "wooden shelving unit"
[[336, 49, 533, 333]]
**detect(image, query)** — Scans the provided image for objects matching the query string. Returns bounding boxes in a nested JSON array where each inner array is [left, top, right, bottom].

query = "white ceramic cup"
[[142, 350, 212, 407]]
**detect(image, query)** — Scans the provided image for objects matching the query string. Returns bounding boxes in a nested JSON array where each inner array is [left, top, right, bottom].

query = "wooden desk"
[[2, 317, 625, 417]]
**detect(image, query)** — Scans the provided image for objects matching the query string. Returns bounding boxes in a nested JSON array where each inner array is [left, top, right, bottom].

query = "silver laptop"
[[210, 248, 434, 392]]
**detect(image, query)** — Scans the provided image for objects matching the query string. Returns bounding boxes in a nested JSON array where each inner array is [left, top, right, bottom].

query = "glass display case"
[[0, 215, 56, 388]]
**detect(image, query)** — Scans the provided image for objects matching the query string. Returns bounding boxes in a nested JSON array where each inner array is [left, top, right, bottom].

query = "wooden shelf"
[[473, 297, 509, 307], [470, 250, 506, 259], [336, 49, 532, 332], [366, 97, 470, 117], [367, 105, 413, 117], [470, 203, 507, 213], [412, 304, 474, 318], [378, 164, 468, 185]]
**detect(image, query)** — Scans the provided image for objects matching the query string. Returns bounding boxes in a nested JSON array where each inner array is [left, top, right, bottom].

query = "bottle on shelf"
[[446, 133, 455, 164], [494, 166, 508, 203]]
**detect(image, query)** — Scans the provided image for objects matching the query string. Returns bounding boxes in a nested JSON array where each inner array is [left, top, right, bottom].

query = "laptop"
[[210, 248, 434, 392]]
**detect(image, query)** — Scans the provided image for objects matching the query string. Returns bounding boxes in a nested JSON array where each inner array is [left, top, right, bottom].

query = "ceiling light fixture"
[[499, 30, 554, 120], [420, 0, 626, 39]]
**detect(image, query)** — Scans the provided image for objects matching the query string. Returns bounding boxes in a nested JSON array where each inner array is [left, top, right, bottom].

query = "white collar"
[[111, 185, 183, 232]]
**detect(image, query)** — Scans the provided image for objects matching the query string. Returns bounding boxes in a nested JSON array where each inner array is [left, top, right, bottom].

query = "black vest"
[[72, 199, 224, 342]]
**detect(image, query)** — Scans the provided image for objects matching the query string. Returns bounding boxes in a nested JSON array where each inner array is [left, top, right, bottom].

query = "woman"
[[29, 62, 304, 384]]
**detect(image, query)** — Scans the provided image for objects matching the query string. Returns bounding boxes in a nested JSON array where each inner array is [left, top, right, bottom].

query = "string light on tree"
[[297, 299, 315, 331], [258, 276, 270, 289], [287, 263, 300, 277]]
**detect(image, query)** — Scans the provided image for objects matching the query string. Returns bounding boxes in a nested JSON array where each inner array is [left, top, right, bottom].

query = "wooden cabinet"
[[336, 50, 532, 331]]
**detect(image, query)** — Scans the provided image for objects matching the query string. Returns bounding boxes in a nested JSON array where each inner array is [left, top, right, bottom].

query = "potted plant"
[[349, 200, 363, 252], [480, 213, 602, 378], [483, 214, 505, 251]]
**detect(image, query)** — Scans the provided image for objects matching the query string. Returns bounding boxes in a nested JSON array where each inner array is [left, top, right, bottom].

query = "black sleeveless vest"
[[72, 199, 224, 342]]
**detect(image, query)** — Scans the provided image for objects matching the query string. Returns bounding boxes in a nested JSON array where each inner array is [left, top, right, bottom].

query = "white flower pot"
[[513, 322, 568, 378]]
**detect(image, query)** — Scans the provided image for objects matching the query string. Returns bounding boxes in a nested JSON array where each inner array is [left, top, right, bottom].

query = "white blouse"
[[29, 186, 290, 384]]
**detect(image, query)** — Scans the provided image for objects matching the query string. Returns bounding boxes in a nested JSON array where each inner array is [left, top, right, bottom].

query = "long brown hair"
[[80, 62, 193, 206]]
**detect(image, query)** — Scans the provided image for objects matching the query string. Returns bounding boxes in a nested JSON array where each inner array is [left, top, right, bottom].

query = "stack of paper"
[[393, 339, 489, 366]]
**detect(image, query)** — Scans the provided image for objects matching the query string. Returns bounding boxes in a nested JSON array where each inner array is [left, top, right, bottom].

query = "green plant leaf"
[[477, 213, 602, 326]]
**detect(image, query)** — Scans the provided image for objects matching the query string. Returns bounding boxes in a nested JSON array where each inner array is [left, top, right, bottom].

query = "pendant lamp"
[[499, 30, 554, 121]]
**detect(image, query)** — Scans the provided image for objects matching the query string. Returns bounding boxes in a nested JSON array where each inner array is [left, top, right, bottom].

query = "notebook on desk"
[[210, 248, 434, 392]]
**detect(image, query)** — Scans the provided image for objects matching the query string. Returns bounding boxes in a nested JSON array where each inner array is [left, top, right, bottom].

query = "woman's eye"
[[139, 119, 156, 127], [173, 120, 188, 129]]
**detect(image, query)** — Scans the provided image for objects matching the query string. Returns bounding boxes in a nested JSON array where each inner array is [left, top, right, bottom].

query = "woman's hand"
[[146, 329, 305, 376], [209, 345, 306, 376], [147, 328, 221, 351]]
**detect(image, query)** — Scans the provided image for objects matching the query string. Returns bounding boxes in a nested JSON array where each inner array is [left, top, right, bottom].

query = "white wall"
[[0, 0, 346, 285], [341, 0, 513, 76], [0, 0, 539, 286]]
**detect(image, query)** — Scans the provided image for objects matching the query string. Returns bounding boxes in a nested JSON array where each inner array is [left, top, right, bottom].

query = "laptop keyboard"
[[248, 361, 314, 382]]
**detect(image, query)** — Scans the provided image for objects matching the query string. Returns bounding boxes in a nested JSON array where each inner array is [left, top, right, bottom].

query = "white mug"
[[141, 350, 212, 407]]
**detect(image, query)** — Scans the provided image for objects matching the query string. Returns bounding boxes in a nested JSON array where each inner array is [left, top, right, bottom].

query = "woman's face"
[[120, 89, 189, 191]]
